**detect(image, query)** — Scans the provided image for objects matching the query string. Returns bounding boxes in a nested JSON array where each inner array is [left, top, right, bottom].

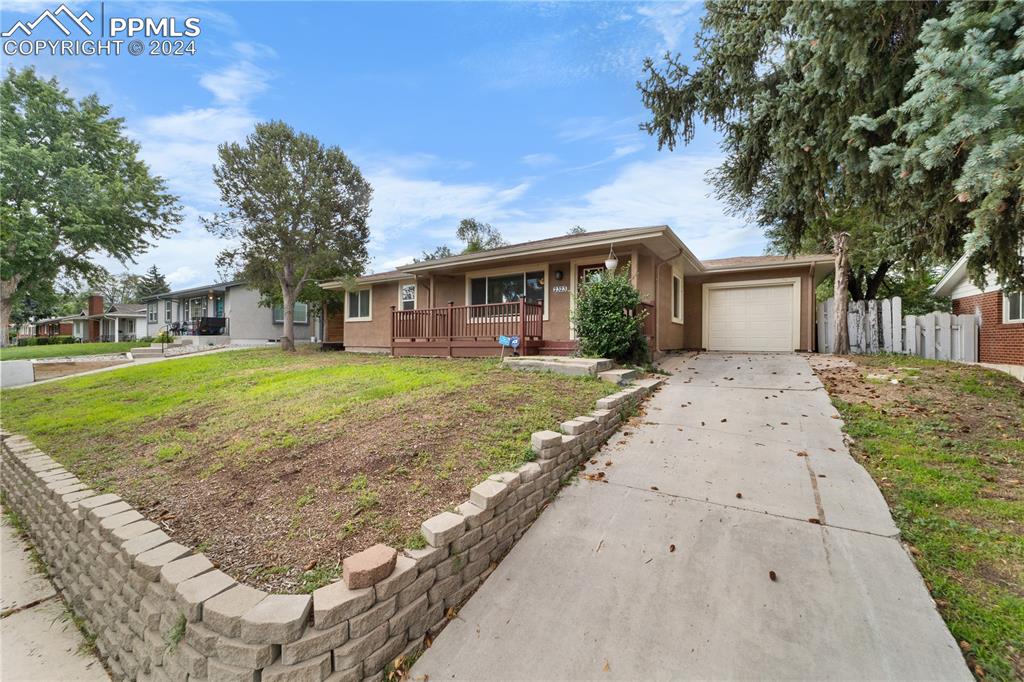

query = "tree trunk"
[[0, 275, 21, 348], [863, 260, 893, 300], [831, 232, 851, 354], [281, 287, 296, 352]]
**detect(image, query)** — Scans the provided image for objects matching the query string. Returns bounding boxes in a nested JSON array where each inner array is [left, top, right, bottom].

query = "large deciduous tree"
[[415, 218, 508, 262], [204, 121, 372, 351], [0, 67, 180, 345]]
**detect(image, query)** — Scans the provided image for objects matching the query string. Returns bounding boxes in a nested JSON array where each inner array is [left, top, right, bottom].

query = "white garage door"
[[706, 283, 797, 351]]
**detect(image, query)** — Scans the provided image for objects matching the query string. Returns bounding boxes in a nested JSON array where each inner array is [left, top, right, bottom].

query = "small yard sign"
[[498, 335, 520, 348]]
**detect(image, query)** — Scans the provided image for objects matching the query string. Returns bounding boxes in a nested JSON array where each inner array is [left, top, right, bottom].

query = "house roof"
[[322, 225, 709, 289], [322, 226, 835, 290], [931, 254, 969, 298], [139, 281, 241, 301], [701, 254, 834, 272], [106, 303, 146, 316]]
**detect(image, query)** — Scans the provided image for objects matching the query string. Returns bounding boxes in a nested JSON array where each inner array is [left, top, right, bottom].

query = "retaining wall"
[[0, 378, 660, 681]]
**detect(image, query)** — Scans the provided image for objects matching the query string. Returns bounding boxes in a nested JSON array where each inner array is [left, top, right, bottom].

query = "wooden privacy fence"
[[817, 296, 978, 362]]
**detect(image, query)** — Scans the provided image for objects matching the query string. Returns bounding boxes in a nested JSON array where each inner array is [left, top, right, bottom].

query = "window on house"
[[272, 302, 309, 324], [1006, 291, 1023, 323], [672, 274, 683, 322], [148, 303, 157, 323], [399, 283, 416, 311], [469, 271, 545, 307], [164, 300, 172, 323], [347, 289, 371, 320]]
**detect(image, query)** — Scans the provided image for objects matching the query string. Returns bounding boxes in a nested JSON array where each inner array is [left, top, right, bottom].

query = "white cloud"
[[166, 265, 201, 285], [636, 3, 699, 52], [521, 153, 559, 167], [199, 61, 271, 104], [499, 154, 764, 260]]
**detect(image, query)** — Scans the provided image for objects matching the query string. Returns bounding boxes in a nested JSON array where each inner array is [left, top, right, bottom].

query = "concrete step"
[[131, 348, 164, 358], [598, 368, 640, 385], [503, 356, 614, 377]]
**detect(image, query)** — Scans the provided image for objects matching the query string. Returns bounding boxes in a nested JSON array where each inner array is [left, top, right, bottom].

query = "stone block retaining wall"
[[0, 378, 660, 681]]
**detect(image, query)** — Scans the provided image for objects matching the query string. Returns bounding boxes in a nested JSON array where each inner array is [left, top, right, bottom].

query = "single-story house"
[[321, 225, 834, 357], [34, 296, 148, 341], [33, 315, 75, 338], [140, 281, 320, 345], [933, 255, 1023, 379]]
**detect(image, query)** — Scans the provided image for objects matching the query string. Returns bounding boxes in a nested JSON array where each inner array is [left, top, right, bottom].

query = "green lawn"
[[818, 356, 1023, 681], [0, 341, 139, 361], [0, 348, 615, 593]]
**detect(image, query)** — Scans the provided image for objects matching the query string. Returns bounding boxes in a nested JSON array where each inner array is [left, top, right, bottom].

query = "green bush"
[[53, 335, 76, 344], [570, 268, 649, 365], [152, 332, 173, 343]]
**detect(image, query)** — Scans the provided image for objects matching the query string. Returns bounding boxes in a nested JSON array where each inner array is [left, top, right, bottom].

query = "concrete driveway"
[[412, 353, 971, 681]]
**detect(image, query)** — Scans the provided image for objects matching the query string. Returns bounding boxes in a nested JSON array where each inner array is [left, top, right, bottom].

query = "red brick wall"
[[952, 291, 1024, 366]]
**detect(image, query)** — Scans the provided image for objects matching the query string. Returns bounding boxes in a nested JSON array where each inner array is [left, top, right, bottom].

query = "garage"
[[703, 279, 800, 351]]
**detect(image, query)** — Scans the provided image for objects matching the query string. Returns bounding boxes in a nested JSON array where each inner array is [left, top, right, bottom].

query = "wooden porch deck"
[[390, 301, 656, 358]]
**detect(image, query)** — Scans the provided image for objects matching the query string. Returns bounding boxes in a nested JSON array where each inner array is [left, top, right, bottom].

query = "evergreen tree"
[[852, 0, 1024, 289], [137, 265, 171, 298]]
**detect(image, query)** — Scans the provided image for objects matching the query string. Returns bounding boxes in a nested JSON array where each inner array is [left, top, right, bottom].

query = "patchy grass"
[[815, 355, 1023, 681], [0, 348, 614, 593], [0, 341, 138, 361]]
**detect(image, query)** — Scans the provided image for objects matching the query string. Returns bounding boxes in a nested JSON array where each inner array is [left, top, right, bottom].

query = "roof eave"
[[931, 254, 968, 297]]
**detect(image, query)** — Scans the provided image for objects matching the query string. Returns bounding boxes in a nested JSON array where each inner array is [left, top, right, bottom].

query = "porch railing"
[[391, 299, 543, 352]]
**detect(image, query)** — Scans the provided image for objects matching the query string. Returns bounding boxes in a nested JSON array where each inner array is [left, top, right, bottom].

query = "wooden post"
[[389, 305, 396, 356], [518, 298, 526, 357], [447, 301, 454, 358], [891, 297, 903, 353], [881, 298, 892, 352]]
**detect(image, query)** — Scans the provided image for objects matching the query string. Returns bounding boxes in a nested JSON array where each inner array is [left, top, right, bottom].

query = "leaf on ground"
[[769, 570, 777, 582]]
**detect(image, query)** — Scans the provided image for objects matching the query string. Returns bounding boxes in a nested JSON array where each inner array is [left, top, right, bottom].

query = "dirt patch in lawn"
[[811, 354, 1024, 680], [32, 360, 130, 381], [1, 349, 616, 594]]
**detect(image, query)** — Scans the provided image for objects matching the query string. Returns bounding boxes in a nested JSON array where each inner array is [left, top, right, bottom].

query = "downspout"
[[808, 263, 816, 352]]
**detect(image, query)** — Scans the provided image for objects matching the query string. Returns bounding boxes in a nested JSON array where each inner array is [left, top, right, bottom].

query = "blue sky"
[[3, 1, 763, 289]]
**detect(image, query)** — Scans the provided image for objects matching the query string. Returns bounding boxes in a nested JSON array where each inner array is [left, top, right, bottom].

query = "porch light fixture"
[[554, 270, 563, 281], [605, 244, 618, 272]]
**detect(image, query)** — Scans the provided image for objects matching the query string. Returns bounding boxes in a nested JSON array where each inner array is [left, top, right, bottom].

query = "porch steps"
[[537, 341, 578, 357], [502, 355, 614, 377], [130, 347, 164, 359], [597, 368, 639, 385]]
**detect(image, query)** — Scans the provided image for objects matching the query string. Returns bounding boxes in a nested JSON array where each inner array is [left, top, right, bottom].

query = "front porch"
[[389, 300, 655, 358]]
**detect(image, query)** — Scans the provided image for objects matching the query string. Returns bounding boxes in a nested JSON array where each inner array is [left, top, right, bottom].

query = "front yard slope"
[[0, 349, 615, 593], [813, 356, 1023, 681]]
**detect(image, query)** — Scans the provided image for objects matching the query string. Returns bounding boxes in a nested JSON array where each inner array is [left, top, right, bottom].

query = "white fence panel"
[[891, 297, 903, 353], [817, 296, 976, 364], [881, 298, 893, 352]]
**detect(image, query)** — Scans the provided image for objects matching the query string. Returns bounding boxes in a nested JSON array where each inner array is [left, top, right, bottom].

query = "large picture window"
[[273, 302, 309, 324], [347, 289, 371, 320], [469, 271, 544, 307], [1005, 291, 1023, 323], [399, 283, 416, 311]]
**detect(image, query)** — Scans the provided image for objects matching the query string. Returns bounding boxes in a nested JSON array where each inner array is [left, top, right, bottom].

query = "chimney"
[[88, 294, 104, 316]]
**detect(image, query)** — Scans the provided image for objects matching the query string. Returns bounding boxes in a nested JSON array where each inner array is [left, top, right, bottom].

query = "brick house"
[[933, 254, 1023, 380], [321, 225, 834, 357]]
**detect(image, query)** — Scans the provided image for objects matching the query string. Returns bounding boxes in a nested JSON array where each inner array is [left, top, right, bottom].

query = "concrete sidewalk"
[[0, 517, 108, 681], [412, 353, 971, 681]]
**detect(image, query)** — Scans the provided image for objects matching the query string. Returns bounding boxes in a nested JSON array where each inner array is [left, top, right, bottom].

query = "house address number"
[[552, 285, 569, 293]]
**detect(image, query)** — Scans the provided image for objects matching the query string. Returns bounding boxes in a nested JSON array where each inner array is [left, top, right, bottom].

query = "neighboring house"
[[140, 281, 320, 345], [321, 225, 834, 357], [34, 295, 148, 341], [33, 316, 74, 338], [933, 255, 1023, 379]]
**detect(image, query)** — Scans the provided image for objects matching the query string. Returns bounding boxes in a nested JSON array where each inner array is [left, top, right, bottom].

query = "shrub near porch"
[[0, 348, 615, 593]]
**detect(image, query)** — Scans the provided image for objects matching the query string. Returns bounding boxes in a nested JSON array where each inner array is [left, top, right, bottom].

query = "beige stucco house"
[[322, 225, 833, 357]]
